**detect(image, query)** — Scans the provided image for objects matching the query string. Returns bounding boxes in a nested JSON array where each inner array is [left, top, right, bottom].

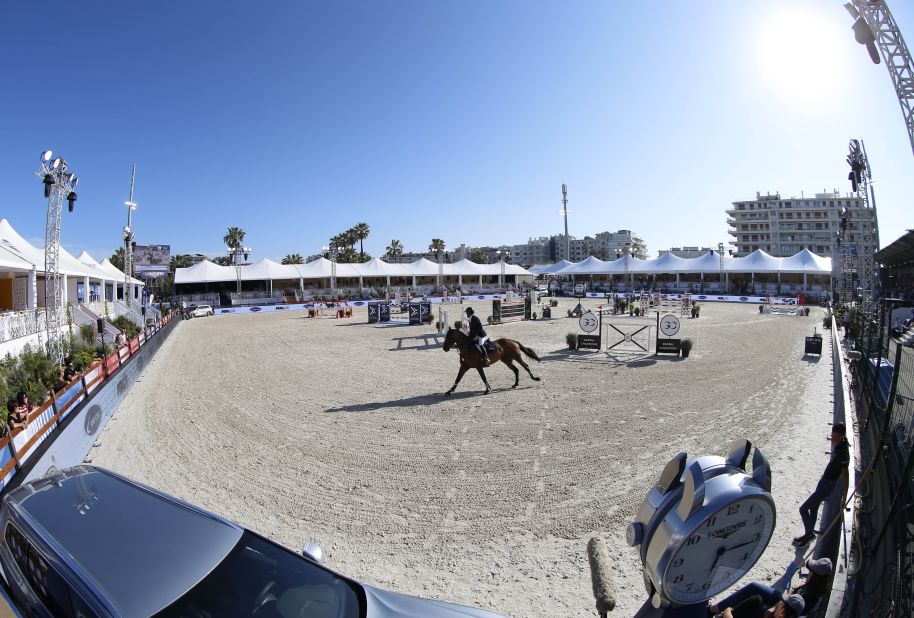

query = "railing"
[[0, 309, 43, 343], [0, 311, 177, 492], [174, 293, 220, 306]]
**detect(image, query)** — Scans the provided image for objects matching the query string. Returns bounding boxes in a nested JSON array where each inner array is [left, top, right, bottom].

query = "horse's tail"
[[516, 342, 541, 362]]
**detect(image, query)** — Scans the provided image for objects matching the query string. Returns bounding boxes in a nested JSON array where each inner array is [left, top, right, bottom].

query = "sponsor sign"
[[579, 311, 599, 333], [656, 338, 681, 355], [577, 334, 601, 350], [804, 336, 823, 355]]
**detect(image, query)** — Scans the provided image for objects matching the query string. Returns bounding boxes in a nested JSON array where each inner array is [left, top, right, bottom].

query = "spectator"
[[16, 391, 33, 416], [793, 423, 850, 547], [115, 331, 127, 348], [7, 398, 28, 433], [716, 593, 803, 618], [709, 558, 832, 616], [63, 358, 78, 383]]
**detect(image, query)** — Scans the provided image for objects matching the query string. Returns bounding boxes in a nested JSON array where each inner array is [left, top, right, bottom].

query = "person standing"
[[793, 423, 850, 547]]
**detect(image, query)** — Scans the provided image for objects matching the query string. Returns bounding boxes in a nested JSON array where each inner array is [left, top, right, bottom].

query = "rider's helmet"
[[465, 307, 474, 316]]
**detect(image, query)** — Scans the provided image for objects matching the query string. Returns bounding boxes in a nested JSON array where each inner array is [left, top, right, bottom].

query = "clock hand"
[[707, 546, 726, 573], [721, 539, 756, 554]]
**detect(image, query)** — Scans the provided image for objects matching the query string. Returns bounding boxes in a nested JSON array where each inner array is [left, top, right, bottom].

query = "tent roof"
[[554, 256, 607, 275], [778, 249, 832, 274], [729, 249, 783, 273], [97, 258, 145, 285], [401, 258, 441, 276], [876, 229, 914, 266], [61, 248, 114, 281], [352, 258, 411, 277], [238, 258, 300, 281], [174, 260, 236, 284], [446, 259, 488, 275], [677, 250, 735, 274], [0, 220, 41, 272], [641, 253, 689, 273]]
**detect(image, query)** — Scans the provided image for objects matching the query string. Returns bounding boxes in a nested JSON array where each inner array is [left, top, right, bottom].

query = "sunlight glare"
[[756, 7, 846, 108]]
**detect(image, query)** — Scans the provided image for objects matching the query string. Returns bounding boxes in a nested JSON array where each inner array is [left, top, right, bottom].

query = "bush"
[[804, 307, 810, 316], [435, 320, 443, 331], [567, 309, 573, 318], [691, 304, 701, 318], [532, 312, 538, 320], [634, 307, 641, 316], [487, 315, 495, 325], [108, 315, 139, 339], [0, 345, 58, 422], [566, 333, 578, 350], [759, 305, 764, 313], [680, 338, 694, 355], [72, 350, 95, 372], [79, 323, 96, 345], [95, 343, 113, 358], [822, 316, 832, 330]]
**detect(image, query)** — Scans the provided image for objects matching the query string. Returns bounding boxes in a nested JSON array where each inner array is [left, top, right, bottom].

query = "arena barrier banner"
[[2, 314, 180, 492], [54, 381, 85, 423], [84, 364, 104, 395], [583, 292, 799, 305], [216, 304, 309, 315]]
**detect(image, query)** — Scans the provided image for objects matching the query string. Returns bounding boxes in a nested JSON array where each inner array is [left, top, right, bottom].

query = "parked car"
[[0, 466, 503, 617], [190, 304, 213, 318]]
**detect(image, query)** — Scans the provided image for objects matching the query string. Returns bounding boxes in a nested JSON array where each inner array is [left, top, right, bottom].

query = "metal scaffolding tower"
[[36, 151, 78, 365], [847, 0, 914, 159], [123, 166, 137, 309]]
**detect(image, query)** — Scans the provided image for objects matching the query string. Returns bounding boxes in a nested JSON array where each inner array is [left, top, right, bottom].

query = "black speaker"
[[142, 306, 146, 316], [96, 318, 104, 334]]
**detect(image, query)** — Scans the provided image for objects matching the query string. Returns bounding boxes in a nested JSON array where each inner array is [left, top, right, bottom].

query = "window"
[[4, 525, 98, 617]]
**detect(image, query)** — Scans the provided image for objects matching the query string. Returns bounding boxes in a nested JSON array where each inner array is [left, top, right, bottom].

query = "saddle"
[[483, 340, 497, 355]]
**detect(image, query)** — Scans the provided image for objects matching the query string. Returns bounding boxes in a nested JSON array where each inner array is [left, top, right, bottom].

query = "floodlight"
[[50, 158, 62, 169], [67, 191, 77, 212], [68, 172, 76, 184], [40, 150, 54, 162], [844, 2, 859, 20], [125, 201, 137, 209], [71, 176, 79, 188]]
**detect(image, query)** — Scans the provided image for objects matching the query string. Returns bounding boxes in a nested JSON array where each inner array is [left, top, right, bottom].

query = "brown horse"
[[442, 328, 542, 395]]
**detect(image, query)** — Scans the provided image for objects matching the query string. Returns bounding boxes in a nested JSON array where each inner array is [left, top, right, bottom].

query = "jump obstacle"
[[762, 296, 803, 317], [491, 292, 534, 324]]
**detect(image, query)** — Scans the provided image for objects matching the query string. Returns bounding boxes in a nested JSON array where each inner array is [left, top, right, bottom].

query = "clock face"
[[662, 495, 775, 605]]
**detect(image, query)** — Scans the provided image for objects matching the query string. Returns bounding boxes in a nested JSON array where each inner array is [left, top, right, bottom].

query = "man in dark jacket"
[[465, 307, 490, 366], [793, 422, 850, 547]]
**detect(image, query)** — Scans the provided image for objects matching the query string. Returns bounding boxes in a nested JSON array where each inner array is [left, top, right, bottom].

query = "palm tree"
[[282, 253, 304, 265], [341, 228, 358, 250], [223, 227, 245, 250], [385, 239, 403, 260], [170, 254, 194, 270], [213, 256, 233, 266], [353, 222, 370, 261], [429, 238, 446, 257], [110, 247, 130, 274], [223, 227, 246, 264]]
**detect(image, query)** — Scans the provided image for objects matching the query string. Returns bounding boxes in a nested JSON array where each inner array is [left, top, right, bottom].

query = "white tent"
[[641, 253, 689, 274], [0, 219, 83, 275], [729, 249, 783, 273], [445, 259, 488, 276], [677, 250, 734, 274], [553, 256, 608, 275], [174, 260, 236, 284], [402, 258, 444, 276], [779, 249, 832, 274], [98, 258, 144, 286], [238, 258, 300, 281], [352, 258, 411, 278]]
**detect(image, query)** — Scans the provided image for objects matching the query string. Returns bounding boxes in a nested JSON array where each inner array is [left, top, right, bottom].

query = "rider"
[[465, 307, 490, 366]]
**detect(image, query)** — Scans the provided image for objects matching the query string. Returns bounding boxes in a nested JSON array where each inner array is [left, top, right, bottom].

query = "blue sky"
[[2, 1, 912, 262]]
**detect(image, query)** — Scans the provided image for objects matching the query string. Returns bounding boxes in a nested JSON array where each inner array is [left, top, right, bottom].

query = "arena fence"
[[842, 301, 914, 617], [0, 310, 179, 495]]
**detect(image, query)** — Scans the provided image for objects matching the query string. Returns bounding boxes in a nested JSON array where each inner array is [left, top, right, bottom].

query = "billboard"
[[134, 244, 171, 279]]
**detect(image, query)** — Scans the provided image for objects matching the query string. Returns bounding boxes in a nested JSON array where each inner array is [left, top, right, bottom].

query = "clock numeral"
[[727, 504, 740, 516], [684, 583, 694, 592], [673, 574, 684, 584], [686, 534, 701, 546], [705, 516, 717, 528], [749, 504, 755, 513], [701, 582, 711, 591], [672, 558, 684, 568]]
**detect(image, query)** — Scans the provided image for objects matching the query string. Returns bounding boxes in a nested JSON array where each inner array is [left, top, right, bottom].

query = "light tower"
[[36, 150, 78, 364], [123, 166, 137, 309], [845, 139, 880, 326], [560, 183, 570, 261]]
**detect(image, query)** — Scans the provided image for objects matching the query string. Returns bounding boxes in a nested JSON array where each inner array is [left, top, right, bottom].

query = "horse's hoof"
[[512, 384, 518, 389], [533, 377, 541, 381], [445, 391, 452, 396]]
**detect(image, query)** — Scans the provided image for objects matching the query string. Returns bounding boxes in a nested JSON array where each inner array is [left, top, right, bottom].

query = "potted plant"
[[488, 315, 495, 325], [566, 333, 578, 350], [532, 311, 538, 320], [691, 303, 701, 318], [680, 338, 694, 358], [804, 307, 810, 316], [634, 306, 640, 316], [759, 305, 764, 313], [567, 309, 573, 318]]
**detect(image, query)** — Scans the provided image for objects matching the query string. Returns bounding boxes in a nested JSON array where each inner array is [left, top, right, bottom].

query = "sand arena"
[[91, 299, 835, 617]]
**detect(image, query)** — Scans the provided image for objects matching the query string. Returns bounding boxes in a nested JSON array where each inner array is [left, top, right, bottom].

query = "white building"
[[727, 191, 875, 259]]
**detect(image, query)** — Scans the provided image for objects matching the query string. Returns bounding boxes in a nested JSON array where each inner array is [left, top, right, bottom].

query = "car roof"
[[5, 466, 243, 616]]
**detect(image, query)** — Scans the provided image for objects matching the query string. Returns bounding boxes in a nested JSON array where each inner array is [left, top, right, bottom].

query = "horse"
[[442, 328, 542, 395]]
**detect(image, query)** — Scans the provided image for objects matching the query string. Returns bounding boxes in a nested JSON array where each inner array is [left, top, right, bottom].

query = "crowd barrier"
[[0, 311, 180, 494]]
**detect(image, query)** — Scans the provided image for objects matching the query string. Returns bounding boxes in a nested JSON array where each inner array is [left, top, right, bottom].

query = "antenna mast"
[[561, 183, 570, 261]]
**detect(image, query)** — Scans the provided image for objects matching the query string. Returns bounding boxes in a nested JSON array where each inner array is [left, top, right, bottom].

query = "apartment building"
[[727, 191, 876, 258]]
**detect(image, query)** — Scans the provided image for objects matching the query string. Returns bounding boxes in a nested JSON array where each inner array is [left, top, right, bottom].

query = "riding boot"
[[478, 344, 491, 366]]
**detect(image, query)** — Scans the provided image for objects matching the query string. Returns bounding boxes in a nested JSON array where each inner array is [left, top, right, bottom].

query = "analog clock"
[[626, 439, 776, 609]]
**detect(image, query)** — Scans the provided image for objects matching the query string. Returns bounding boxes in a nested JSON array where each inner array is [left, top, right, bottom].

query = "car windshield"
[[155, 531, 363, 618]]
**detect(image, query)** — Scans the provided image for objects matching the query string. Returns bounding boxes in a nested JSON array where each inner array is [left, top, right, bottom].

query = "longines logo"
[[84, 405, 102, 436], [707, 520, 746, 539]]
